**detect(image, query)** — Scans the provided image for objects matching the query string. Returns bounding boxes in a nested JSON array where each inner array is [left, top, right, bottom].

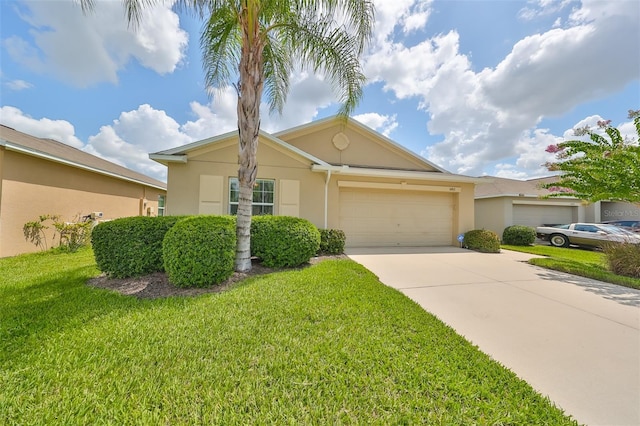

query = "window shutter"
[[279, 179, 300, 217], [199, 175, 223, 214]]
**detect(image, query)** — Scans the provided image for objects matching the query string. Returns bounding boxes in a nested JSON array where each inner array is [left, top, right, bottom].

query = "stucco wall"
[[163, 131, 476, 247], [166, 139, 326, 227], [1, 151, 165, 257], [601, 201, 640, 221], [475, 196, 586, 238], [474, 198, 509, 238]]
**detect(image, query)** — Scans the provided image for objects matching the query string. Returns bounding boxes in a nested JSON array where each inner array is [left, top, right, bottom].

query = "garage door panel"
[[339, 189, 453, 247], [513, 205, 575, 227]]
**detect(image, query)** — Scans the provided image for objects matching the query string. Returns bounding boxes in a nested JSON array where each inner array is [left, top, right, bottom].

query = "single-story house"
[[475, 176, 640, 238], [0, 124, 167, 257], [150, 116, 483, 248]]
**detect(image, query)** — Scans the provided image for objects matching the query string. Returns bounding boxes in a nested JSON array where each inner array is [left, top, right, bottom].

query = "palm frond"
[[200, 7, 242, 92]]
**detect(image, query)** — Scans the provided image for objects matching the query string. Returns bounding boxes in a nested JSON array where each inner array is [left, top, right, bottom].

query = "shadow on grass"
[[0, 264, 155, 363], [533, 264, 640, 308]]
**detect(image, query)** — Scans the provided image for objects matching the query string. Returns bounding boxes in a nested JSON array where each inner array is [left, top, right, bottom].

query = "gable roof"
[[274, 115, 448, 173], [150, 128, 331, 167], [475, 175, 575, 199], [149, 115, 491, 186], [0, 124, 166, 190]]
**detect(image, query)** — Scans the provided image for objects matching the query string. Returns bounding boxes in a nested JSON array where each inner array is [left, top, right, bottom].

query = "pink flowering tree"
[[543, 110, 640, 204]]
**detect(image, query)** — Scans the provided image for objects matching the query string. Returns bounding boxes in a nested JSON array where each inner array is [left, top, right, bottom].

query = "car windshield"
[[599, 224, 635, 236]]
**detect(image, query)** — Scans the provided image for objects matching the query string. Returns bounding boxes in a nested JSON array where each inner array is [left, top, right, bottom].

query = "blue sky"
[[1, 0, 638, 182]]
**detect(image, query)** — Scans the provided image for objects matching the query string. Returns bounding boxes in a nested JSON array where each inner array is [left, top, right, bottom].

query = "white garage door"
[[513, 204, 575, 227], [339, 189, 454, 247]]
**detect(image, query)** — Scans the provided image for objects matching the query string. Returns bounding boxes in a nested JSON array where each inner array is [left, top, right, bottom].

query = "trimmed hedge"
[[91, 216, 185, 278], [502, 225, 536, 246], [163, 216, 236, 287], [319, 229, 346, 255], [463, 229, 501, 253], [251, 216, 321, 267]]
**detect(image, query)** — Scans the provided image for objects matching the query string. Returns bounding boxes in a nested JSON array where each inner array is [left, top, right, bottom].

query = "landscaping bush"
[[251, 216, 321, 267], [163, 216, 236, 287], [92, 216, 185, 278], [502, 225, 536, 246], [463, 229, 501, 253], [23, 214, 92, 252], [603, 242, 640, 278], [318, 229, 346, 255]]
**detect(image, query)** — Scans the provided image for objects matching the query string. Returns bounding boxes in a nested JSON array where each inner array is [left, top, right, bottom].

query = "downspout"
[[312, 164, 347, 229], [323, 169, 332, 229]]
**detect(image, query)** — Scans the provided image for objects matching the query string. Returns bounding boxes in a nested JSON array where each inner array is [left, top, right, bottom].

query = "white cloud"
[[181, 89, 239, 141], [261, 72, 337, 132], [370, 0, 433, 46], [484, 113, 638, 179], [2, 35, 45, 72], [512, 128, 564, 177], [365, 0, 639, 177], [5, 79, 34, 91], [85, 104, 194, 181], [5, 0, 188, 86], [353, 113, 398, 137], [518, 0, 577, 21], [0, 105, 83, 148]]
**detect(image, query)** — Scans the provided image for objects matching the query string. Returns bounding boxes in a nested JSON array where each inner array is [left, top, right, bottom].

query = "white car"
[[535, 223, 640, 248]]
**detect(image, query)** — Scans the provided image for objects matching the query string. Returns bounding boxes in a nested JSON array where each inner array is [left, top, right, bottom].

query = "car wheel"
[[550, 234, 569, 248]]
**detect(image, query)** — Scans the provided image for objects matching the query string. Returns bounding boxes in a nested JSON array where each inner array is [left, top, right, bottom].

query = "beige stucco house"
[[0, 124, 167, 257], [475, 176, 640, 238], [150, 116, 482, 248]]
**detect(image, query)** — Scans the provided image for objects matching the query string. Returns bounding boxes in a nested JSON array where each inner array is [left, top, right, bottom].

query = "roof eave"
[[3, 141, 166, 191], [475, 193, 580, 200], [149, 153, 188, 165], [312, 165, 483, 184]]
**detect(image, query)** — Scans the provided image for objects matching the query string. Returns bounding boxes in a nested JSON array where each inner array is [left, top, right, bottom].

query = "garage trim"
[[338, 180, 461, 193], [513, 200, 581, 206]]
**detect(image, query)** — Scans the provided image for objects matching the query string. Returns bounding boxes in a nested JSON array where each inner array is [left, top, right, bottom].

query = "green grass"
[[502, 244, 640, 290], [1, 248, 577, 425]]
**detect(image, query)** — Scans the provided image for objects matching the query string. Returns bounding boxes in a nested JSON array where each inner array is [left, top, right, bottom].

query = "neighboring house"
[[150, 116, 483, 248], [0, 125, 167, 257], [475, 176, 640, 238]]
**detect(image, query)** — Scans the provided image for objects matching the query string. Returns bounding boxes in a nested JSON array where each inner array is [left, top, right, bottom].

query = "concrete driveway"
[[346, 247, 640, 426]]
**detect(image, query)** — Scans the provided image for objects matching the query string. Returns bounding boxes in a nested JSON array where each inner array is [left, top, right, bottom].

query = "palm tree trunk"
[[235, 8, 264, 272]]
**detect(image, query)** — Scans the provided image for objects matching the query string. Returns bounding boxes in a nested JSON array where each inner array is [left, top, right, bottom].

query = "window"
[[158, 195, 166, 217], [229, 178, 274, 215]]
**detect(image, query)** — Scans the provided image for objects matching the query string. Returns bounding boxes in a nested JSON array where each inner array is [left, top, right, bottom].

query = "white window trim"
[[158, 195, 166, 217], [229, 177, 275, 214]]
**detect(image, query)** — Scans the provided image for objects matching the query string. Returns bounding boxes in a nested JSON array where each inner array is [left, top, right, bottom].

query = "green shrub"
[[91, 216, 185, 278], [163, 216, 236, 287], [463, 229, 501, 253], [604, 242, 640, 278], [502, 225, 536, 246], [23, 214, 92, 252], [251, 216, 321, 267], [319, 229, 346, 255]]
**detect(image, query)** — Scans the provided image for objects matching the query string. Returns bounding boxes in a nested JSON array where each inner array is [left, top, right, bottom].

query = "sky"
[[1, 0, 638, 183]]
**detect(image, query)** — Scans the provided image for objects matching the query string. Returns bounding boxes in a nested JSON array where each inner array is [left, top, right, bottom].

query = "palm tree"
[[79, 0, 374, 271]]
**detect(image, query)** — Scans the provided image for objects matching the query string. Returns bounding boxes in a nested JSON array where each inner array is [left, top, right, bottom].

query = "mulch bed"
[[87, 255, 347, 299]]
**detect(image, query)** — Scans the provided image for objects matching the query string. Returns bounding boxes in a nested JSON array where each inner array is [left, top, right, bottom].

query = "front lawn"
[[502, 244, 640, 290], [1, 248, 576, 424]]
